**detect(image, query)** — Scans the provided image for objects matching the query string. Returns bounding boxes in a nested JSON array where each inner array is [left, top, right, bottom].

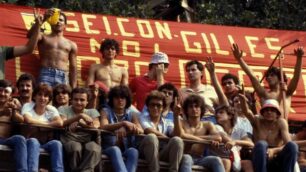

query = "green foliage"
[[4, 0, 306, 31]]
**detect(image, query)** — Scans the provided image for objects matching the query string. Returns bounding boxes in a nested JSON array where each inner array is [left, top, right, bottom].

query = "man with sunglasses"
[[138, 90, 191, 172], [130, 52, 170, 111]]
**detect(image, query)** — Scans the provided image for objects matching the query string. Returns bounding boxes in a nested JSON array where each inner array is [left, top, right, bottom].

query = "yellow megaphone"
[[47, 8, 61, 25]]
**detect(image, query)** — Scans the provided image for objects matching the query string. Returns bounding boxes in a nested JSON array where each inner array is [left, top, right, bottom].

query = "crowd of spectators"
[[0, 7, 306, 172]]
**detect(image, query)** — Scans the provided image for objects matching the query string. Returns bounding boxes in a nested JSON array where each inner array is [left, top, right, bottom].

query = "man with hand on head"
[[130, 52, 170, 111]]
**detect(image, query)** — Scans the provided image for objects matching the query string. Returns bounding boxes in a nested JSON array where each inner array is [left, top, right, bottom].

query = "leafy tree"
[[3, 0, 306, 31]]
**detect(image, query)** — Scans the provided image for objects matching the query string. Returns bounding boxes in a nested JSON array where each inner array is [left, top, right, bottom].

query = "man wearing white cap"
[[239, 97, 298, 172], [130, 52, 169, 111]]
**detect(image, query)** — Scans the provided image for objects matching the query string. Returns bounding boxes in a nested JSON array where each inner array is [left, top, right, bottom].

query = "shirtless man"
[[239, 96, 298, 172], [87, 38, 128, 89], [232, 43, 304, 118], [0, 80, 27, 171], [29, 8, 77, 88], [173, 94, 226, 172]]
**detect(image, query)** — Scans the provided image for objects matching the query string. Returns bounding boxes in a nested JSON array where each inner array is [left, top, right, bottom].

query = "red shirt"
[[129, 75, 158, 111]]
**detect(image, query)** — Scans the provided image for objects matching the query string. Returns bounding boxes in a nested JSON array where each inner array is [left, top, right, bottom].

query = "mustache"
[[20, 89, 30, 93]]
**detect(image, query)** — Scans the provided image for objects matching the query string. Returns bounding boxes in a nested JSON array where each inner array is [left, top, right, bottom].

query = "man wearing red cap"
[[239, 97, 298, 172], [129, 52, 169, 111]]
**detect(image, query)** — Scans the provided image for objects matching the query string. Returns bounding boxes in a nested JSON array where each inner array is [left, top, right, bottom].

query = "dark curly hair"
[[108, 85, 132, 109], [183, 94, 206, 119], [221, 73, 239, 85], [265, 66, 287, 83], [145, 90, 166, 110], [215, 105, 237, 127], [32, 83, 53, 103], [100, 38, 120, 54], [157, 82, 178, 109]]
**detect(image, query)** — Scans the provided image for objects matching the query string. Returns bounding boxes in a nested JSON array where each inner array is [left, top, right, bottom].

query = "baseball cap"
[[150, 52, 169, 64], [260, 99, 281, 116], [89, 81, 109, 93]]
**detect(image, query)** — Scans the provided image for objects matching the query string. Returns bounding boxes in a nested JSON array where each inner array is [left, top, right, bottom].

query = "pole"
[[278, 51, 288, 120]]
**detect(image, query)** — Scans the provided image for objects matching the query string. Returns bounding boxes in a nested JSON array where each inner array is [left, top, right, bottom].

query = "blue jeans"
[[180, 154, 193, 172], [252, 140, 298, 172], [0, 135, 27, 172], [38, 67, 68, 87], [193, 155, 225, 172], [27, 138, 64, 172], [201, 115, 217, 124], [103, 146, 138, 172]]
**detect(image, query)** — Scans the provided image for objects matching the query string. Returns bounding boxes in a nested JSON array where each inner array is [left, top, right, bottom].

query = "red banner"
[[1, 4, 306, 121]]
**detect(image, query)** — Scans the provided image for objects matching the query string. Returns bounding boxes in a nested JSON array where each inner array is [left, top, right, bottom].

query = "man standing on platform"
[[28, 8, 77, 88]]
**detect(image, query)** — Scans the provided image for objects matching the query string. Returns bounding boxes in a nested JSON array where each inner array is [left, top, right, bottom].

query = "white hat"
[[260, 99, 281, 116], [150, 52, 169, 64]]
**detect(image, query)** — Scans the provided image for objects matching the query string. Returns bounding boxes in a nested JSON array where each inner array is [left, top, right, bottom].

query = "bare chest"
[[255, 123, 282, 146], [39, 37, 71, 53], [185, 123, 208, 136], [95, 67, 123, 83]]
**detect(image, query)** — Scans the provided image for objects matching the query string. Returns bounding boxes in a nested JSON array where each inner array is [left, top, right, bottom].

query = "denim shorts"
[[38, 67, 68, 87]]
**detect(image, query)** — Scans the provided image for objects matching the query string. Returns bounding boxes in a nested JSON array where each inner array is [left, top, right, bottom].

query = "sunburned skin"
[[182, 120, 215, 156], [253, 117, 285, 147], [38, 34, 76, 71], [0, 98, 21, 139], [88, 63, 128, 88]]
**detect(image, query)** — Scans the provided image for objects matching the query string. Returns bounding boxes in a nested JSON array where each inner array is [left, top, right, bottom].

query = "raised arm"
[[13, 8, 42, 57], [69, 42, 78, 88], [205, 57, 229, 106], [238, 93, 256, 126], [232, 43, 267, 99], [156, 64, 166, 87], [286, 47, 304, 96], [173, 103, 186, 137]]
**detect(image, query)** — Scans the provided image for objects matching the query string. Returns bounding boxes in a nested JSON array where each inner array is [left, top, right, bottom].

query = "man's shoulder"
[[201, 120, 214, 127], [179, 87, 191, 94], [58, 105, 73, 114], [199, 84, 215, 91], [131, 75, 146, 82], [90, 63, 103, 70], [84, 108, 100, 117]]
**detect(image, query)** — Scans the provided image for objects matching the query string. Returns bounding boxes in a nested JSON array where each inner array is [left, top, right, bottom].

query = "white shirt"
[[21, 102, 59, 123], [236, 116, 253, 135]]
